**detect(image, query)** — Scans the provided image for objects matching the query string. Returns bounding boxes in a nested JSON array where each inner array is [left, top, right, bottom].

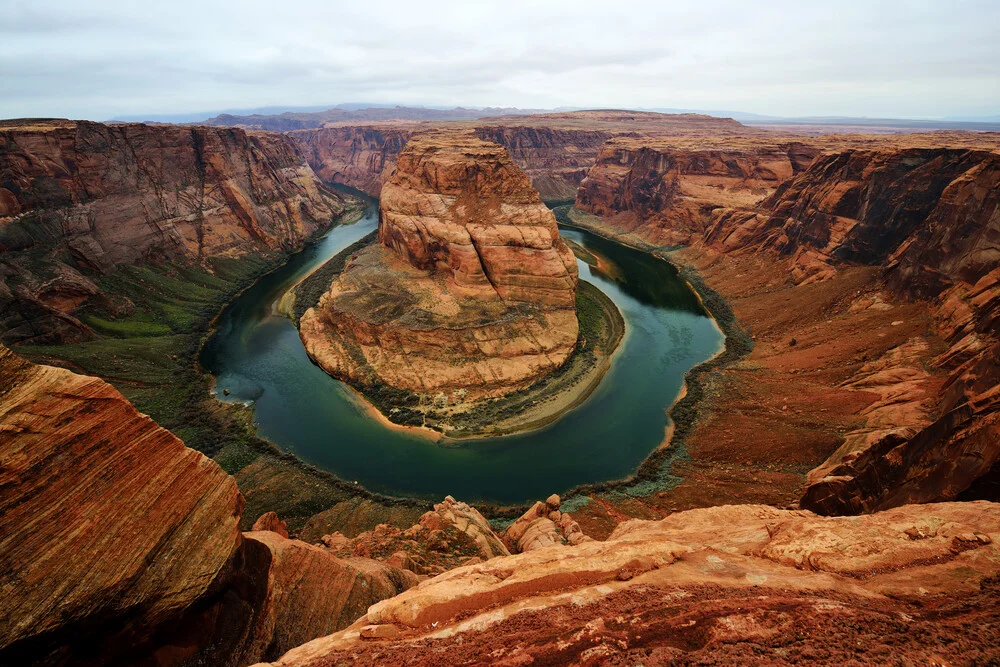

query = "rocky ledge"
[[299, 131, 580, 402], [257, 501, 1000, 666]]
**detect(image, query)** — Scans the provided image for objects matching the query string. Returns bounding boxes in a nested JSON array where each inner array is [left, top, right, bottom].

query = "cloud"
[[1, 0, 997, 119]]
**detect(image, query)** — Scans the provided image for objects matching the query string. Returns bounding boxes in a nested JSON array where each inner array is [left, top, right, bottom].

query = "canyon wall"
[[574, 137, 1000, 514], [0, 345, 414, 666], [290, 111, 750, 202], [576, 137, 821, 244], [0, 119, 349, 344], [300, 131, 579, 399], [473, 125, 612, 201], [291, 125, 414, 195]]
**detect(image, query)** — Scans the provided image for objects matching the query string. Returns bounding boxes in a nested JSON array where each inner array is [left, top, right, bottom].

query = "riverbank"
[[288, 234, 626, 439]]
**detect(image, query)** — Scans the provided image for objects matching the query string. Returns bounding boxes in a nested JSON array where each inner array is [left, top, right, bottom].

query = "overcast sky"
[[2, 0, 998, 121]]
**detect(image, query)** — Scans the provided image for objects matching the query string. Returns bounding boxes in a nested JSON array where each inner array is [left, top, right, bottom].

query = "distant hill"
[[193, 106, 553, 131]]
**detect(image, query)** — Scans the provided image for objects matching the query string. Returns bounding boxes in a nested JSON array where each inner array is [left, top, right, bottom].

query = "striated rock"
[[0, 119, 348, 344], [503, 495, 591, 552], [319, 496, 509, 576], [577, 137, 821, 245], [252, 511, 290, 538], [300, 131, 579, 399], [0, 345, 243, 663], [255, 502, 1000, 666]]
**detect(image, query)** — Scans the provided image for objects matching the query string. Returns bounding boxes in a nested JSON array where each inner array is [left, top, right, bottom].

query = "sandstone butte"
[[299, 131, 580, 400], [0, 119, 349, 344], [0, 345, 416, 666]]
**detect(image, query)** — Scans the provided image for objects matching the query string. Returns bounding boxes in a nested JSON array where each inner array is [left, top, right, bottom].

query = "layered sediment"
[[300, 131, 579, 401], [0, 119, 349, 344]]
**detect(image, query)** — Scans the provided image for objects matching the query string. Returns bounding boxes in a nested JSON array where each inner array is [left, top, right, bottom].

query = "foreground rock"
[[0, 347, 417, 665], [0, 344, 243, 663], [256, 502, 1000, 666], [0, 119, 349, 344], [300, 131, 579, 400]]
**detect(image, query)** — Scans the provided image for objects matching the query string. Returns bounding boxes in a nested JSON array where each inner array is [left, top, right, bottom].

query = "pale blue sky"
[[1, 0, 997, 120]]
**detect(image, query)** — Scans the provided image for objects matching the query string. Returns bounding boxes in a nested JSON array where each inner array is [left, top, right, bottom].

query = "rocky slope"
[[0, 119, 349, 344], [299, 131, 579, 400], [257, 501, 1000, 666], [0, 346, 414, 666]]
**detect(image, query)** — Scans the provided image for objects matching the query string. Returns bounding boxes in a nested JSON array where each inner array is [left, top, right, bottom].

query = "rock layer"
[[300, 131, 579, 399], [256, 502, 1000, 666], [0, 119, 348, 343], [0, 344, 243, 663]]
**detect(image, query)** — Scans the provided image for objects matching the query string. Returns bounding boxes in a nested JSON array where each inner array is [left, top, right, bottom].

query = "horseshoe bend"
[[4, 14, 1000, 663]]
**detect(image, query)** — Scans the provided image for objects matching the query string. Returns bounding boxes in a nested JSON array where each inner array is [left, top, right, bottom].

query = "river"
[[200, 202, 723, 503]]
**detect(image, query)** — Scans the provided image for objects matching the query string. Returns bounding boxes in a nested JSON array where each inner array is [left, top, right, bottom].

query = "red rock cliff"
[[291, 125, 414, 195], [576, 137, 820, 244], [0, 119, 349, 343]]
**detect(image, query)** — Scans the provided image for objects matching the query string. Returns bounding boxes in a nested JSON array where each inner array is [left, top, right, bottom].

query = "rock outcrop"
[[300, 131, 579, 399], [0, 346, 418, 666], [0, 344, 243, 663], [255, 502, 1000, 666], [320, 496, 510, 575], [502, 494, 592, 552], [0, 119, 349, 344]]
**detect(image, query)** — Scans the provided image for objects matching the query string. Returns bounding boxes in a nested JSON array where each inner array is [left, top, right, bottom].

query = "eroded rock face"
[[300, 131, 579, 399], [0, 345, 243, 664], [473, 125, 612, 201], [573, 134, 1000, 515], [256, 502, 1000, 666], [577, 137, 820, 245], [211, 531, 418, 666], [292, 125, 414, 195], [0, 119, 348, 344]]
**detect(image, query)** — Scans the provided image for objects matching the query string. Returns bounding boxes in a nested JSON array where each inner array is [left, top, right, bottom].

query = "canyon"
[[0, 119, 351, 345], [299, 131, 581, 404], [2, 109, 1000, 664]]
